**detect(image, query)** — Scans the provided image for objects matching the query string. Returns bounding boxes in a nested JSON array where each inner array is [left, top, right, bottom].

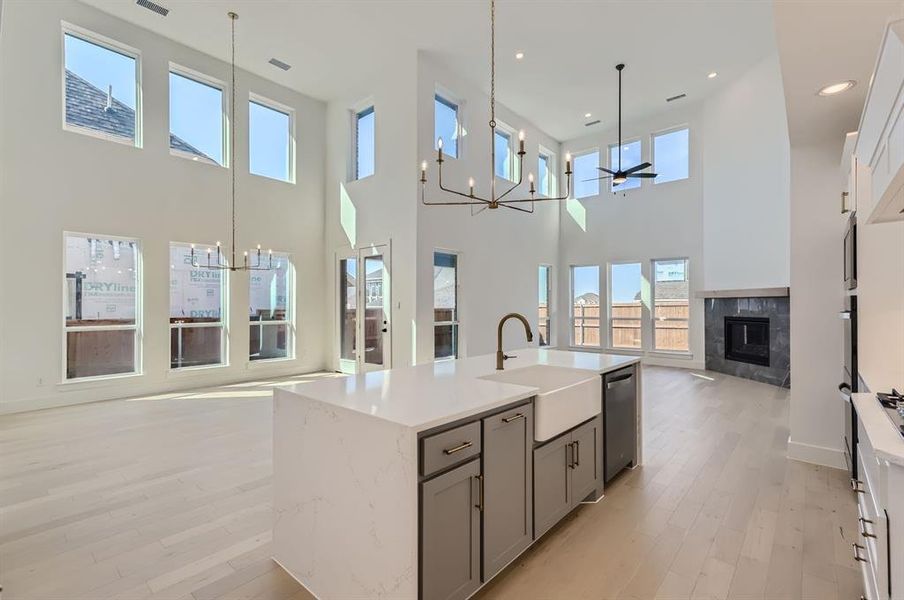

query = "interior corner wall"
[[702, 52, 791, 290], [414, 53, 561, 365], [0, 0, 327, 413], [788, 141, 846, 468]]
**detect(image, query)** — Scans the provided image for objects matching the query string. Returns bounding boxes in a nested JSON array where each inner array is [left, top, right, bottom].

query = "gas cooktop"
[[878, 389, 904, 438]]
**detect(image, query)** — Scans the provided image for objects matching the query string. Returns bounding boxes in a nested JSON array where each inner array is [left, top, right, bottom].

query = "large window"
[[64, 233, 139, 380], [572, 150, 600, 199], [169, 68, 225, 165], [571, 265, 599, 347], [354, 106, 375, 179], [434, 251, 459, 360], [652, 258, 689, 352], [63, 27, 139, 145], [538, 146, 556, 197], [339, 258, 357, 362], [169, 243, 225, 369], [539, 265, 551, 347], [249, 96, 294, 183], [653, 127, 689, 184], [609, 262, 643, 349], [494, 129, 513, 180], [434, 93, 460, 158], [608, 140, 642, 191], [249, 253, 293, 361]]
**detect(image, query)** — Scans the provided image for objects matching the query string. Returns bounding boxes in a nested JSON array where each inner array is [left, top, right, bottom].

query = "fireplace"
[[724, 316, 770, 366]]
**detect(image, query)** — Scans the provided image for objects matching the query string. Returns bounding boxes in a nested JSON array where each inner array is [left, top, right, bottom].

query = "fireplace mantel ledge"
[[696, 287, 790, 299]]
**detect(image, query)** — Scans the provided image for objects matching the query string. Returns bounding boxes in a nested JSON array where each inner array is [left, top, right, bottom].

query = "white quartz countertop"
[[276, 348, 640, 432], [853, 392, 904, 467]]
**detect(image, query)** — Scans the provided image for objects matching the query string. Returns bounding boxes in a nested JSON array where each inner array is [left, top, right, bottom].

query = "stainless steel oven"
[[839, 294, 858, 478]]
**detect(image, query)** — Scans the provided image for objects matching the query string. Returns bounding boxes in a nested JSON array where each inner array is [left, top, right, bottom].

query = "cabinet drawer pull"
[[502, 413, 526, 423], [473, 475, 484, 511], [567, 442, 576, 469], [859, 517, 874, 525], [851, 479, 866, 494], [443, 441, 473, 455], [573, 439, 580, 467], [852, 543, 868, 563], [861, 529, 878, 539]]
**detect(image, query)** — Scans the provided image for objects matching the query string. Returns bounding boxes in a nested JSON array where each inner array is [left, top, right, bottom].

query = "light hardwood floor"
[[0, 367, 862, 600]]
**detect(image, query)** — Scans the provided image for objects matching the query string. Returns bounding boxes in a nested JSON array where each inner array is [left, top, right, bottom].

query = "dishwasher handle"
[[606, 372, 634, 389]]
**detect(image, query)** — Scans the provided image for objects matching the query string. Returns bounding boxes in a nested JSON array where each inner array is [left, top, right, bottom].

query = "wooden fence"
[[572, 301, 688, 351]]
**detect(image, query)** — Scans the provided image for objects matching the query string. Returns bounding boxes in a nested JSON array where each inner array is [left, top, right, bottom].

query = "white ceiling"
[[81, 0, 777, 141]]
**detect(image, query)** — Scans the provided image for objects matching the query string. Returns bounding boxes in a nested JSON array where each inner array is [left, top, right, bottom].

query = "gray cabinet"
[[420, 459, 481, 600], [481, 405, 533, 581], [533, 416, 602, 539]]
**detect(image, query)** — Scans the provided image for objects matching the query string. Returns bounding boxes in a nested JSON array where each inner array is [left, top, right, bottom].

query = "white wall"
[[702, 52, 791, 290], [558, 102, 706, 370], [414, 53, 562, 364], [0, 0, 327, 413], [787, 141, 846, 468]]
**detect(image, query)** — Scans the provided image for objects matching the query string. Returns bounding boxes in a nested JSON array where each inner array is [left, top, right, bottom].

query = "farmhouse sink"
[[480, 365, 601, 441]]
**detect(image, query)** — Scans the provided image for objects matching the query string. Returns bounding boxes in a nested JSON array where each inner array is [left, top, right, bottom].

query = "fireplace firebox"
[[724, 316, 770, 367]]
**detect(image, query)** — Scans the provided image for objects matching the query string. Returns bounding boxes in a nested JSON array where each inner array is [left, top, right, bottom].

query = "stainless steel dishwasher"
[[603, 366, 637, 482]]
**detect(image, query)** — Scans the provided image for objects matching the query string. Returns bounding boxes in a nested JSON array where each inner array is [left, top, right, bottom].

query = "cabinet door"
[[421, 459, 481, 600], [571, 416, 602, 505], [482, 404, 533, 581], [533, 433, 571, 539]]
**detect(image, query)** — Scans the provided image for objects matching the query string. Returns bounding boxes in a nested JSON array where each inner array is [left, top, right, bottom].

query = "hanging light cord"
[[229, 11, 237, 269]]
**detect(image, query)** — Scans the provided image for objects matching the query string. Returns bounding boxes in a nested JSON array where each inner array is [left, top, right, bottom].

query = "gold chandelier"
[[419, 0, 572, 214]]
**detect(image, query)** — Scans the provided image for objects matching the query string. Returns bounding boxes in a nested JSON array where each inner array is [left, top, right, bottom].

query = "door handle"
[[381, 328, 388, 333], [502, 413, 525, 423]]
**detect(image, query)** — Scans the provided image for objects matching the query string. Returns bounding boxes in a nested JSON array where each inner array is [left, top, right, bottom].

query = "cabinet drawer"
[[421, 421, 481, 477]]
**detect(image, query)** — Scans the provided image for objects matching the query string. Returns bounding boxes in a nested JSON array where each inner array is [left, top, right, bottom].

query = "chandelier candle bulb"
[[518, 130, 525, 153], [469, 177, 475, 196], [566, 152, 572, 172]]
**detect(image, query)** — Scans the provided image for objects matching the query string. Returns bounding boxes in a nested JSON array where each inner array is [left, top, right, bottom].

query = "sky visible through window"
[[169, 72, 223, 164], [434, 95, 458, 158], [65, 34, 136, 110], [356, 107, 375, 179], [654, 128, 689, 183], [538, 155, 549, 195], [611, 263, 642, 303], [494, 131, 511, 179], [572, 266, 599, 301], [539, 266, 549, 305], [250, 100, 291, 182], [610, 141, 642, 191], [573, 151, 599, 199]]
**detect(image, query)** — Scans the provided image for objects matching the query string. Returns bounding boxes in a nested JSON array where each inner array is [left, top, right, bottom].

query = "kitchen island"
[[272, 348, 641, 599]]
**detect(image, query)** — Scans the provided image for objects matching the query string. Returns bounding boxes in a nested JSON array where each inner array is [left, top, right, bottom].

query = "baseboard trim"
[[787, 437, 847, 470]]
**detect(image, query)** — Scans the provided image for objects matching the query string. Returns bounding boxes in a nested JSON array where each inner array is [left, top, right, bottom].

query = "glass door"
[[336, 245, 391, 374], [337, 255, 357, 374]]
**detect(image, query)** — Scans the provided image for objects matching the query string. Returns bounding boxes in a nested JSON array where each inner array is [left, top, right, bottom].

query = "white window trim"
[[651, 257, 691, 353], [494, 120, 519, 182], [607, 138, 644, 193], [349, 98, 375, 182], [569, 264, 601, 349], [249, 92, 296, 184], [539, 264, 552, 347], [61, 22, 143, 148], [606, 260, 645, 352], [434, 85, 465, 160], [571, 148, 600, 199], [249, 252, 296, 363], [168, 63, 228, 168], [433, 249, 461, 361], [651, 124, 690, 185], [168, 241, 229, 372], [538, 145, 556, 198], [61, 231, 143, 384]]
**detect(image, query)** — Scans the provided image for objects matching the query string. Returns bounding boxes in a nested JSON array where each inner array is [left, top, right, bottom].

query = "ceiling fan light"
[[612, 176, 627, 185]]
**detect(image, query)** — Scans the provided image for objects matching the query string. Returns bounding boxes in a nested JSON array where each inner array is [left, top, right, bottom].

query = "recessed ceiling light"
[[707, 71, 718, 79], [817, 80, 856, 96], [584, 112, 592, 118], [515, 52, 524, 60]]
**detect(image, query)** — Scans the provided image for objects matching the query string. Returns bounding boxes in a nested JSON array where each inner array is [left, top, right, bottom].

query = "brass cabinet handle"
[[852, 543, 868, 563], [842, 191, 850, 214], [473, 475, 484, 511], [443, 441, 473, 455], [861, 529, 878, 539], [859, 517, 874, 524], [502, 413, 526, 423], [567, 442, 576, 469], [851, 479, 866, 494], [573, 439, 580, 467]]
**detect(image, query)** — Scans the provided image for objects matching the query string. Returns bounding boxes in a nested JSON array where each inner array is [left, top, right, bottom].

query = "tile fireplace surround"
[[702, 291, 790, 388]]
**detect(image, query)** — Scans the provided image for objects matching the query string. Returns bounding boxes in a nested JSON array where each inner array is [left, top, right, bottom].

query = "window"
[[169, 243, 226, 369], [434, 94, 460, 158], [608, 140, 642, 191], [538, 146, 556, 197], [494, 129, 513, 180], [169, 68, 225, 165], [609, 262, 643, 349], [434, 251, 459, 360], [653, 127, 689, 184], [63, 27, 139, 145], [571, 266, 599, 347], [652, 258, 689, 352], [250, 253, 293, 361], [539, 265, 551, 347], [354, 106, 375, 179], [572, 150, 600, 199], [249, 96, 294, 183], [64, 233, 139, 380], [339, 258, 357, 362]]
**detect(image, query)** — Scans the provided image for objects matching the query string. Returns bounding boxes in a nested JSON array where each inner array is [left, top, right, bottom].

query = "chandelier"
[[191, 12, 273, 271], [419, 0, 572, 214]]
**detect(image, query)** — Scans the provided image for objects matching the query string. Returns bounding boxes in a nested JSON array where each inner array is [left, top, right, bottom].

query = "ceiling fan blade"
[[597, 167, 616, 175], [628, 172, 657, 178], [582, 176, 612, 182], [624, 162, 652, 174]]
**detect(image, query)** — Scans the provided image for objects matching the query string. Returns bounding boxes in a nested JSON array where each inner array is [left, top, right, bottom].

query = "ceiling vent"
[[584, 119, 601, 127], [268, 58, 292, 71], [666, 93, 687, 103], [136, 0, 169, 16]]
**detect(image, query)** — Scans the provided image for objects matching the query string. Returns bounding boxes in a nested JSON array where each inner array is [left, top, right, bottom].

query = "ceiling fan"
[[587, 63, 657, 188]]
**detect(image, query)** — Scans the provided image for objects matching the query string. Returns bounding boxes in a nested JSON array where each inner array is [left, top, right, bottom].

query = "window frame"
[[538, 145, 556, 197], [351, 102, 376, 181], [167, 63, 228, 167], [538, 264, 552, 347], [607, 138, 643, 192], [61, 231, 143, 383], [248, 92, 296, 184], [569, 264, 601, 349], [433, 249, 461, 361], [168, 241, 229, 372], [61, 22, 143, 148], [607, 260, 645, 352], [434, 89, 463, 159], [651, 257, 691, 354], [571, 148, 600, 199], [652, 125, 690, 185], [248, 252, 296, 364]]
